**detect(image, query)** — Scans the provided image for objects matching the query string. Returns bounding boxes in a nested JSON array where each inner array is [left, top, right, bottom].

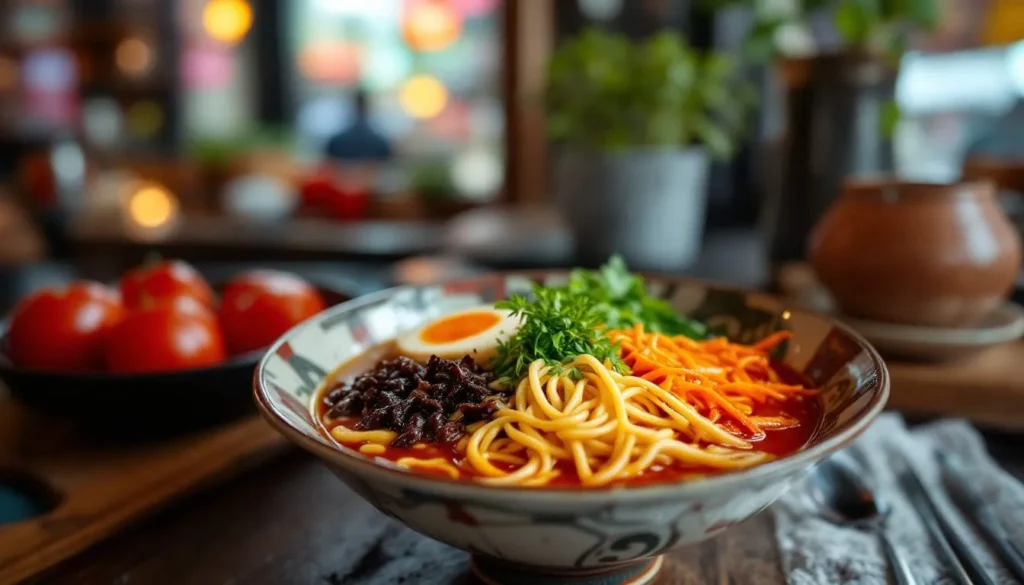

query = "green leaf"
[[692, 115, 734, 159], [834, 0, 873, 44], [908, 0, 940, 28], [743, 20, 782, 63], [545, 27, 753, 154], [879, 98, 901, 139]]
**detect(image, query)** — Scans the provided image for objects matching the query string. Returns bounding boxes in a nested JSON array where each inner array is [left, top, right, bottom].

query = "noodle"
[[458, 325, 817, 487], [465, 356, 772, 487], [321, 322, 817, 487], [396, 457, 462, 480], [331, 427, 397, 445]]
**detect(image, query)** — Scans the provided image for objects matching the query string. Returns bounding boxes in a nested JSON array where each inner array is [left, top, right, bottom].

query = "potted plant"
[[546, 28, 755, 270], [706, 0, 939, 278]]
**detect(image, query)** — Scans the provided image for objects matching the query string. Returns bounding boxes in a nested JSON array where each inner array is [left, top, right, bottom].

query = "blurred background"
[[3, 1, 1024, 566], [0, 0, 1021, 292]]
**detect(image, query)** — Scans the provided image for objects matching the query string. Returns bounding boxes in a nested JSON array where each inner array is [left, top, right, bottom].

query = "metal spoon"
[[808, 456, 918, 585]]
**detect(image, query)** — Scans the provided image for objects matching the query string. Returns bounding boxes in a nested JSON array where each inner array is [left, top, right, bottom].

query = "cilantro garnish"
[[490, 256, 706, 384], [491, 286, 626, 383], [567, 255, 708, 339]]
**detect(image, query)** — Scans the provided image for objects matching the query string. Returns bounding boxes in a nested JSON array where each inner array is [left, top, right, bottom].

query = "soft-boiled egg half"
[[397, 306, 521, 366]]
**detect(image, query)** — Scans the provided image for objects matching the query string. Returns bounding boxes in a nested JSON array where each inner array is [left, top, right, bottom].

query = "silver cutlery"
[[808, 457, 918, 585], [896, 455, 996, 585], [938, 451, 1024, 583]]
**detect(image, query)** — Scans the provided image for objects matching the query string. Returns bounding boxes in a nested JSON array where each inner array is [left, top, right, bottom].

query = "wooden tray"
[[778, 262, 1024, 430], [0, 396, 290, 585], [885, 343, 1024, 429]]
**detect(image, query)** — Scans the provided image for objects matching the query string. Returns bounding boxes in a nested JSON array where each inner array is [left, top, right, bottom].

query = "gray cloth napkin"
[[774, 414, 1024, 585]]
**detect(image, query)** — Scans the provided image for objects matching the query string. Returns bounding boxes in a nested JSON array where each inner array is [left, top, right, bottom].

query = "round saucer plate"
[[842, 303, 1024, 361]]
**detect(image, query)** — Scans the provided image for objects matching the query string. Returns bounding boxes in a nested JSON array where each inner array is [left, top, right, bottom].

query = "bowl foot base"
[[469, 555, 663, 585]]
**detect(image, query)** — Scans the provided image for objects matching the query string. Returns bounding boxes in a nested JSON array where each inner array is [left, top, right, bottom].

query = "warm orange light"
[[128, 184, 178, 229], [399, 74, 448, 119], [297, 41, 363, 83], [203, 0, 253, 45], [116, 37, 153, 77], [402, 0, 462, 52]]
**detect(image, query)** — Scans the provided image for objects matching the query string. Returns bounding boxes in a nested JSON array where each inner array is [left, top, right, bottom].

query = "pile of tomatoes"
[[5, 261, 326, 374]]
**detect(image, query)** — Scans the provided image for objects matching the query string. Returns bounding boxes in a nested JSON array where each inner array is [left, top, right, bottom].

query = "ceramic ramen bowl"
[[253, 274, 888, 585]]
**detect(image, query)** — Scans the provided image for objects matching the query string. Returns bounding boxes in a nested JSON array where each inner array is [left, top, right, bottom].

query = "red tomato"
[[298, 174, 338, 211], [325, 186, 370, 222], [218, 270, 326, 355], [6, 282, 125, 372], [120, 260, 215, 310], [105, 296, 227, 374]]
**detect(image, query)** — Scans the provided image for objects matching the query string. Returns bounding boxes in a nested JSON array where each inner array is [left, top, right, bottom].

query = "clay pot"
[[808, 178, 1022, 327]]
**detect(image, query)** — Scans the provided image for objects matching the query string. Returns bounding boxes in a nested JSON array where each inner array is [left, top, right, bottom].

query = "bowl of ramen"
[[254, 258, 888, 585]]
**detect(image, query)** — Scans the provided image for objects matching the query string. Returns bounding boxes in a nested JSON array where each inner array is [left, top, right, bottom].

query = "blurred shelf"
[[69, 213, 446, 265], [0, 22, 137, 56]]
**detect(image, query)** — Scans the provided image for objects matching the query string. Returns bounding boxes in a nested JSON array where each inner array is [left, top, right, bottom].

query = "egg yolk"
[[420, 311, 502, 344]]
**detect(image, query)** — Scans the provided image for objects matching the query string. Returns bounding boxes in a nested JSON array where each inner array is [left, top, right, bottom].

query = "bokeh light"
[[399, 74, 448, 119], [452, 146, 502, 200], [402, 0, 462, 52], [203, 0, 253, 45], [363, 44, 412, 91], [115, 37, 153, 77], [128, 184, 178, 229], [578, 0, 624, 21], [451, 0, 498, 17], [82, 97, 123, 147], [182, 46, 234, 89], [298, 40, 363, 83]]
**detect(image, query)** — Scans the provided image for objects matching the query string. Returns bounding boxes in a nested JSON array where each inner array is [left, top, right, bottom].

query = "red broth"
[[315, 347, 822, 488]]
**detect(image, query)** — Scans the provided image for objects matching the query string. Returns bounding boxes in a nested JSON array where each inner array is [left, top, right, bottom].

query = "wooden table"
[[68, 214, 445, 280], [22, 429, 1024, 585], [26, 432, 1024, 585], [29, 452, 782, 585]]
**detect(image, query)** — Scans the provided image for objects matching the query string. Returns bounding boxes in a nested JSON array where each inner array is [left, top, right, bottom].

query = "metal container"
[[554, 148, 710, 270], [761, 53, 898, 284]]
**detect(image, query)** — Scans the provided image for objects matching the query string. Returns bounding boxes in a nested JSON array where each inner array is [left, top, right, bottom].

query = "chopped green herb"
[[491, 286, 626, 384], [567, 256, 708, 339]]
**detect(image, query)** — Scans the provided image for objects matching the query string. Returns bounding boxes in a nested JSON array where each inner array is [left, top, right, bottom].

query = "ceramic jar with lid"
[[808, 178, 1022, 327]]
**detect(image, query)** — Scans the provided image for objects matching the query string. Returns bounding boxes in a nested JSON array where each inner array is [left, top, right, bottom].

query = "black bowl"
[[0, 284, 352, 439]]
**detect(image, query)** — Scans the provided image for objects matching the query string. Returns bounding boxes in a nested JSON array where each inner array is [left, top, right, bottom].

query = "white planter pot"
[[554, 148, 711, 270]]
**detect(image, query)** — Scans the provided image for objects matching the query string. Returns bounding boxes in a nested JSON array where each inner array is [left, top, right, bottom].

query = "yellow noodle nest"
[[462, 355, 772, 487]]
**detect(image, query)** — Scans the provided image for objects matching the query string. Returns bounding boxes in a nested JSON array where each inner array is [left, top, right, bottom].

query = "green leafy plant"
[[704, 0, 939, 64], [489, 256, 711, 384], [187, 126, 294, 167], [545, 28, 756, 158], [409, 160, 456, 204], [491, 286, 627, 385], [566, 256, 708, 339]]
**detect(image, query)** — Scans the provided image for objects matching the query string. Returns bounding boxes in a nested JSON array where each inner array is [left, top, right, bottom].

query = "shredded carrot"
[[608, 325, 817, 442], [752, 331, 793, 352]]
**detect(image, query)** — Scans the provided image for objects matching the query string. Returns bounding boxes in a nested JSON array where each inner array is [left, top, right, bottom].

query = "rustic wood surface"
[[26, 431, 1024, 585], [29, 452, 783, 585], [886, 343, 1024, 430], [0, 405, 290, 585]]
